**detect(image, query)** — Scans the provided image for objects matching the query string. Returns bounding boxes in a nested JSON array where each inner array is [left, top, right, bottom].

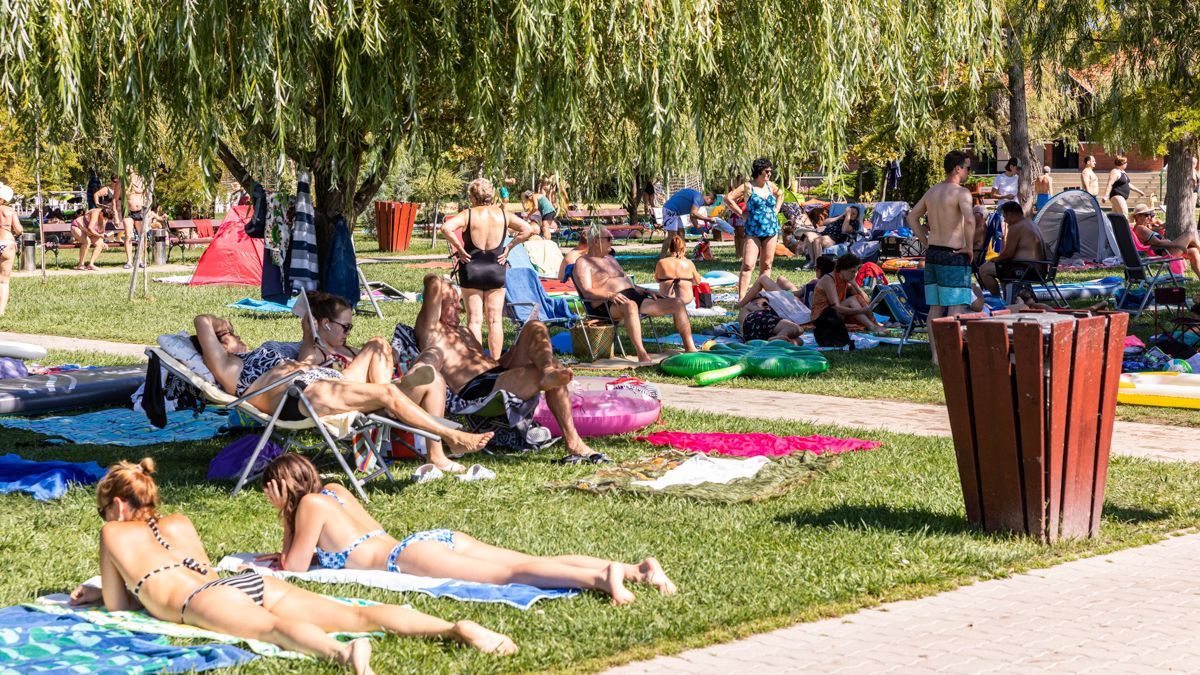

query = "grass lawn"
[[5, 241, 1198, 428], [3, 408, 1200, 673]]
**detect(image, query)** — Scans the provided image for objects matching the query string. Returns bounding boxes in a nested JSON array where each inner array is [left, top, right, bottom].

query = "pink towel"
[[637, 431, 882, 457]]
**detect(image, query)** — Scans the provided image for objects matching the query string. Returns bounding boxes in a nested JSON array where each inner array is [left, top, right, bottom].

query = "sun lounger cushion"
[[157, 332, 216, 384]]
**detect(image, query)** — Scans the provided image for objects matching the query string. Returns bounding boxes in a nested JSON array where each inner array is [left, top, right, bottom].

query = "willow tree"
[[1, 0, 1000, 252], [1036, 0, 1200, 236]]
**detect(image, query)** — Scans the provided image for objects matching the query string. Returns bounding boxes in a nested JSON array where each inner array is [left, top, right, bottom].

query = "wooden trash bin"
[[374, 201, 418, 252], [931, 310, 1128, 542]]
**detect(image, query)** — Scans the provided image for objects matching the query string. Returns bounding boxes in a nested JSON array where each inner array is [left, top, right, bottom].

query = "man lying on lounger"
[[416, 274, 605, 464]]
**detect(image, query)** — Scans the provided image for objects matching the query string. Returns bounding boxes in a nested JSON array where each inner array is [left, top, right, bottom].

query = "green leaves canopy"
[[1, 0, 999, 208]]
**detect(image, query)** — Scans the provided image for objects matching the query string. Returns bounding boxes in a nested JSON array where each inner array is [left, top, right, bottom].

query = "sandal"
[[557, 452, 612, 465]]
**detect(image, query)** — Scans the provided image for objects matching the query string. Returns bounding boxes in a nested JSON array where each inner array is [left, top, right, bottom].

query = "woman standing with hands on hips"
[[722, 158, 783, 300]]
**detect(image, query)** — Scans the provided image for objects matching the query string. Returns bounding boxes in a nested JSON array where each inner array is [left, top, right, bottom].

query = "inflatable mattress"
[[0, 365, 145, 415], [1032, 276, 1122, 302], [1117, 372, 1200, 410]]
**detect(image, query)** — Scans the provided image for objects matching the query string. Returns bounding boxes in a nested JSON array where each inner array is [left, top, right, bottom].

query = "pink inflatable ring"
[[533, 388, 661, 438]]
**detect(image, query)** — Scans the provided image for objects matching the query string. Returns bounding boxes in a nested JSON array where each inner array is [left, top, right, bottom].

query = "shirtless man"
[[572, 226, 697, 364], [907, 150, 975, 364], [1034, 166, 1053, 212], [123, 167, 148, 269], [1080, 155, 1100, 198], [978, 201, 1046, 295], [416, 274, 597, 462]]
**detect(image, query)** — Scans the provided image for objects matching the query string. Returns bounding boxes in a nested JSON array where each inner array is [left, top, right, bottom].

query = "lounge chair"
[[1108, 213, 1184, 319], [147, 346, 444, 503], [890, 268, 930, 356]]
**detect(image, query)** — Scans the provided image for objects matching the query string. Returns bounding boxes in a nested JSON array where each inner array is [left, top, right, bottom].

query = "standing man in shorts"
[[907, 150, 975, 365], [123, 167, 148, 269]]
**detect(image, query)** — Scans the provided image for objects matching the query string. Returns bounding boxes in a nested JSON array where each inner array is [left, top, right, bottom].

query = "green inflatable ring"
[[659, 352, 737, 377]]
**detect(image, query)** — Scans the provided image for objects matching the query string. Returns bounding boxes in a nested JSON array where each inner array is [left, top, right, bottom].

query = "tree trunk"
[[1164, 137, 1197, 238], [1004, 35, 1041, 212], [310, 165, 345, 256]]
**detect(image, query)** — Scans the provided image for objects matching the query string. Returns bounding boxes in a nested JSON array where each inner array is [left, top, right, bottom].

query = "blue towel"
[[0, 409, 227, 447], [227, 297, 297, 313], [0, 605, 255, 673], [418, 580, 577, 610], [0, 454, 107, 501], [504, 267, 576, 324]]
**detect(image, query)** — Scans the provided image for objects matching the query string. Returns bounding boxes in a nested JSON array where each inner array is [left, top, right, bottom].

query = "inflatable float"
[[533, 386, 661, 438], [0, 340, 48, 361], [1117, 372, 1200, 410], [0, 365, 145, 415], [660, 340, 829, 386], [1029, 276, 1122, 302], [701, 270, 739, 287]]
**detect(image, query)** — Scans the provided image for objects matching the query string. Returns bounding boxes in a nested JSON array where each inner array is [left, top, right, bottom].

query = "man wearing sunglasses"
[[907, 150, 976, 365]]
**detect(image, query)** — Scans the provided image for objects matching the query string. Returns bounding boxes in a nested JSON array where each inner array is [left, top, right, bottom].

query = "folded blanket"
[[216, 555, 578, 610], [638, 431, 882, 457], [0, 409, 227, 447], [226, 297, 297, 313], [0, 453, 107, 500], [2, 605, 256, 672]]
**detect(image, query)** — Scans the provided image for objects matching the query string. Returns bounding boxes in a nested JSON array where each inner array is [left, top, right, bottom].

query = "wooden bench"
[[165, 218, 215, 263], [40, 221, 79, 267]]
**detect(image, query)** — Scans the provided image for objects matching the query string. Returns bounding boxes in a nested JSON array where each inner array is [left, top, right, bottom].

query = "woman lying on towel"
[[260, 454, 677, 606], [68, 459, 516, 674], [193, 314, 491, 457], [736, 273, 809, 344]]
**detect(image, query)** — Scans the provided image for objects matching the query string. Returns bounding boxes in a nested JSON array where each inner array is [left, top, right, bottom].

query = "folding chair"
[[1149, 286, 1195, 337], [892, 268, 931, 356], [993, 220, 1066, 307], [148, 347, 443, 503], [1108, 213, 1185, 319]]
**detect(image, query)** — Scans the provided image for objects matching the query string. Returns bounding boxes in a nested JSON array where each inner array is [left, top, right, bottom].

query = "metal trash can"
[[152, 228, 168, 266], [20, 232, 37, 272], [931, 310, 1128, 542]]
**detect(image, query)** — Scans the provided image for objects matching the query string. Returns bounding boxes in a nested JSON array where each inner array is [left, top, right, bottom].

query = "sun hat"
[[1130, 204, 1154, 217], [0, 182, 13, 203]]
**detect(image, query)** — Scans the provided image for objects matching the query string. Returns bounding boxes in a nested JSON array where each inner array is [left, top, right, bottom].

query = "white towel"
[[289, 171, 319, 292], [632, 455, 770, 490]]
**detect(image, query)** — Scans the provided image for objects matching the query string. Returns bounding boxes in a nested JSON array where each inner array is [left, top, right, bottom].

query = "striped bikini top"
[[313, 490, 386, 570], [127, 517, 210, 597]]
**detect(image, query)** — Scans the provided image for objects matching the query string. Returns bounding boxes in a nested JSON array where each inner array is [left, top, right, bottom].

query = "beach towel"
[[0, 453, 107, 501], [548, 450, 834, 503], [632, 454, 770, 489], [321, 216, 362, 306], [226, 297, 297, 313], [215, 555, 577, 610], [0, 605, 255, 672], [638, 431, 882, 457], [0, 409, 227, 447], [763, 290, 811, 324], [288, 171, 319, 293]]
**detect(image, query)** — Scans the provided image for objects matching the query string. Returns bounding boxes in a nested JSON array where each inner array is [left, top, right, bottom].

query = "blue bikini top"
[[313, 490, 385, 570]]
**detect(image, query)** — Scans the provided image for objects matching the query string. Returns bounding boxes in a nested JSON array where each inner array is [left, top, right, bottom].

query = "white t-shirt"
[[993, 173, 1019, 198]]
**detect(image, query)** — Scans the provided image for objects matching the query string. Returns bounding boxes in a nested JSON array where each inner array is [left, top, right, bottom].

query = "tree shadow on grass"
[[1101, 504, 1174, 524], [776, 503, 974, 535]]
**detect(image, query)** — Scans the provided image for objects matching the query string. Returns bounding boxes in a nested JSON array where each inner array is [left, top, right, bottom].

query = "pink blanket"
[[637, 432, 882, 457]]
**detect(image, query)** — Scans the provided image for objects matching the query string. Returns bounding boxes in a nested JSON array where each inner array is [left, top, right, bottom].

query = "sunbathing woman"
[[736, 273, 807, 344], [807, 206, 862, 264], [68, 459, 516, 674], [655, 235, 703, 305], [193, 314, 492, 457], [260, 454, 677, 606]]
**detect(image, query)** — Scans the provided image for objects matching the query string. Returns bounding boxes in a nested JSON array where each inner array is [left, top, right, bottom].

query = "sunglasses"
[[329, 320, 353, 333]]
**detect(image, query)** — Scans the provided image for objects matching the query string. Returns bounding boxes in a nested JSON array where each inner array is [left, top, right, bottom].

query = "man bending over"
[[417, 274, 600, 462]]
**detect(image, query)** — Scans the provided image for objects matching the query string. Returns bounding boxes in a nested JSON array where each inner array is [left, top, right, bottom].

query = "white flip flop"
[[457, 464, 497, 482], [411, 463, 445, 483]]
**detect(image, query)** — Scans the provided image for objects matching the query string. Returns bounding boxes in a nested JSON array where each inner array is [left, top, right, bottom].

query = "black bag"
[[696, 282, 714, 309], [142, 353, 168, 429], [244, 183, 267, 238], [813, 306, 854, 349]]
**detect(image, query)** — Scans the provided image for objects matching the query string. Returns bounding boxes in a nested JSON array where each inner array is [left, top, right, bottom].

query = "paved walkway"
[[0, 332, 150, 359], [610, 531, 1200, 674], [12, 263, 194, 278]]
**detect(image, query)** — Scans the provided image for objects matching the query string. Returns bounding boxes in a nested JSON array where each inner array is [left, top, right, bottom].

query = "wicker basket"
[[570, 322, 616, 361]]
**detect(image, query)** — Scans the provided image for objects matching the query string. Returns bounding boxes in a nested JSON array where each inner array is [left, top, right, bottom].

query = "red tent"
[[189, 205, 262, 286]]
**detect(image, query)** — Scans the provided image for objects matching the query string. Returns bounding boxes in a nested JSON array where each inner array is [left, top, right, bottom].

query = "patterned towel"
[[288, 171, 319, 293], [1, 605, 255, 672], [0, 409, 227, 447]]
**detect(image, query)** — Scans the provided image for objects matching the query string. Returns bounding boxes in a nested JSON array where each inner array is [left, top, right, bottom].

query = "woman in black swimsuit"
[[1105, 155, 1144, 218], [67, 458, 517, 674], [441, 178, 534, 359]]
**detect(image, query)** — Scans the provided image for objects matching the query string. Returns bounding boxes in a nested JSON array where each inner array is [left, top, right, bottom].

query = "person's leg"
[[1111, 195, 1128, 218], [659, 232, 673, 259], [773, 275, 799, 293], [758, 235, 777, 279], [734, 225, 745, 258], [76, 234, 89, 269], [640, 296, 697, 351], [89, 235, 105, 267], [453, 533, 674, 591], [260, 576, 516, 655], [484, 288, 506, 359], [123, 217, 135, 266], [396, 541, 636, 604], [397, 351, 450, 467], [462, 289, 485, 349], [339, 337, 394, 384], [843, 295, 884, 333], [978, 261, 1000, 295], [0, 250, 12, 315], [540, 217, 552, 240], [738, 273, 777, 306], [927, 304, 946, 365], [769, 319, 805, 344], [303, 379, 492, 456], [739, 236, 761, 299], [181, 583, 369, 671], [605, 301, 650, 362]]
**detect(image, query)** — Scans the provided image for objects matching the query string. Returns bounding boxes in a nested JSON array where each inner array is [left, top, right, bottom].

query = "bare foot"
[[565, 437, 593, 457], [453, 620, 519, 655], [403, 363, 436, 388], [605, 563, 636, 606], [337, 638, 373, 675], [539, 364, 572, 391], [445, 430, 493, 456], [638, 557, 677, 595]]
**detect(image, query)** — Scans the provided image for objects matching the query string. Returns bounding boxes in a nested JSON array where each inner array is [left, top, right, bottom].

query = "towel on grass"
[[632, 454, 770, 489], [0, 453, 106, 501], [216, 555, 577, 610], [548, 450, 833, 503], [0, 409, 226, 447], [642, 333, 742, 347], [638, 431, 882, 457], [226, 297, 296, 313], [0, 605, 255, 673]]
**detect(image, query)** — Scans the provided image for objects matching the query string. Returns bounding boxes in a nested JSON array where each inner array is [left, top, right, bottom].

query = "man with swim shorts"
[[123, 167, 148, 269], [907, 150, 975, 364], [572, 226, 698, 363]]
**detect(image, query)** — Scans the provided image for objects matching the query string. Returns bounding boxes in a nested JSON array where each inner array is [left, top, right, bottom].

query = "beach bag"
[[208, 436, 284, 480], [813, 307, 853, 349], [696, 282, 714, 308], [570, 322, 616, 361]]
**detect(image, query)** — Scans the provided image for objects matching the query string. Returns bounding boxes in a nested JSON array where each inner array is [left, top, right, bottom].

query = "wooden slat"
[[1089, 312, 1128, 536], [1044, 320, 1074, 542], [931, 317, 983, 526], [1012, 322, 1048, 541], [966, 321, 1025, 533], [1059, 315, 1106, 538]]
